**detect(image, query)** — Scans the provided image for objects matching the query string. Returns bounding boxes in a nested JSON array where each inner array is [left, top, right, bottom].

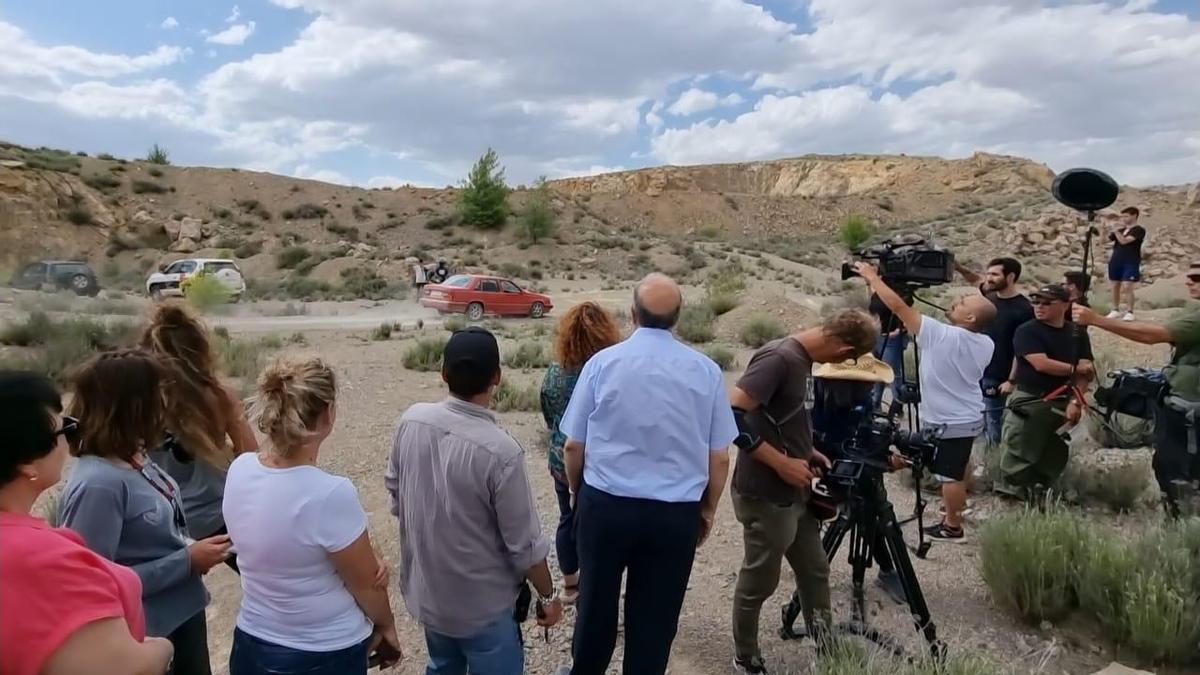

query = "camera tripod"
[[780, 460, 944, 659]]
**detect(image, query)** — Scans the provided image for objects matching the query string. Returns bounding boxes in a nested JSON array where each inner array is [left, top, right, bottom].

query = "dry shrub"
[[403, 338, 446, 372], [740, 314, 785, 348], [676, 304, 715, 344], [493, 379, 539, 412], [978, 507, 1084, 624], [504, 341, 548, 369], [702, 345, 736, 371]]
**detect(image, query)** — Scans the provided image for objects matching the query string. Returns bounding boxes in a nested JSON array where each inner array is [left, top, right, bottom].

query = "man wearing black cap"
[[386, 327, 562, 674], [996, 284, 1095, 497]]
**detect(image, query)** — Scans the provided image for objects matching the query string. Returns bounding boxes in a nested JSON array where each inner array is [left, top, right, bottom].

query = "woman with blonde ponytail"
[[140, 303, 257, 569], [222, 354, 401, 674]]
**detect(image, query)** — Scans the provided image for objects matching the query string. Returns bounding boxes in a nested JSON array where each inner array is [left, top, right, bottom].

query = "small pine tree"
[[146, 143, 171, 165], [517, 176, 556, 243], [458, 148, 510, 230], [839, 214, 873, 251]]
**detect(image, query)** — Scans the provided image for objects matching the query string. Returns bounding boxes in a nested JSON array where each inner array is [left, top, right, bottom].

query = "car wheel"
[[530, 302, 545, 319], [466, 302, 485, 321], [70, 274, 91, 296], [149, 285, 164, 301]]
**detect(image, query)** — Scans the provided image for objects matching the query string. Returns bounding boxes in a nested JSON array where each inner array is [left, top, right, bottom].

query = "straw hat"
[[813, 354, 894, 384]]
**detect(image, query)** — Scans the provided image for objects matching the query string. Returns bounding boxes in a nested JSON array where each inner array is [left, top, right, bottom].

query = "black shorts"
[[929, 436, 974, 482]]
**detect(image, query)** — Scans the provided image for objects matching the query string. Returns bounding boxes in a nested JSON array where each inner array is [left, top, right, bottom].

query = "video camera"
[[819, 402, 938, 497], [840, 235, 955, 289], [1095, 368, 1169, 420]]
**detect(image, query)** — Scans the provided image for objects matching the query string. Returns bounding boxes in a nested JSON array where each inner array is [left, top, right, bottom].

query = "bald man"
[[559, 274, 737, 675], [855, 262, 995, 542]]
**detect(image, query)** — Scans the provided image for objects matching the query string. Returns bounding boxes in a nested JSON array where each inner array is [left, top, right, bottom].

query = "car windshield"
[[443, 275, 471, 288]]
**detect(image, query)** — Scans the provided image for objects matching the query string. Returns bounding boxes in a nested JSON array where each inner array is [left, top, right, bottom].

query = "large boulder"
[[177, 217, 202, 242], [164, 218, 182, 241], [171, 237, 199, 254]]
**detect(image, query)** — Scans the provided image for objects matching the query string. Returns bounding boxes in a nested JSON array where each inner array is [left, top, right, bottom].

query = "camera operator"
[[809, 357, 906, 602], [855, 263, 995, 543], [955, 258, 1034, 446], [728, 309, 878, 675], [1072, 262, 1200, 517], [995, 285, 1095, 499]]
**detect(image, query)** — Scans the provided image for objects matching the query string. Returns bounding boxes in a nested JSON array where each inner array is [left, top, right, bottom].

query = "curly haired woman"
[[539, 301, 622, 602]]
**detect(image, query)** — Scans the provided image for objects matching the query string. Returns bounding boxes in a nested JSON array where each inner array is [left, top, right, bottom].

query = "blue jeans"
[[230, 628, 370, 675], [981, 377, 1007, 446], [873, 333, 908, 406], [424, 615, 524, 675], [553, 477, 579, 576]]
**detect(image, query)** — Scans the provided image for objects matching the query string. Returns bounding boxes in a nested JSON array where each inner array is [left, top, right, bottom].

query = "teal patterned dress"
[[540, 362, 580, 485]]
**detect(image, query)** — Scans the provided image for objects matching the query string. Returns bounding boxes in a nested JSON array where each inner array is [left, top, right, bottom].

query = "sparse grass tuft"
[[0, 312, 137, 382], [371, 322, 393, 341], [740, 314, 785, 348], [281, 203, 329, 220], [444, 316, 468, 333], [403, 338, 447, 371], [83, 173, 122, 191], [676, 304, 716, 343], [979, 507, 1084, 624], [493, 379, 540, 412], [276, 246, 312, 269], [504, 341, 549, 369], [131, 180, 167, 194], [702, 345, 736, 371]]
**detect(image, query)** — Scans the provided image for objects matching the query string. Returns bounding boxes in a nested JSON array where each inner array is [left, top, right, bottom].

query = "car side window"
[[501, 281, 520, 293], [21, 263, 46, 278], [179, 261, 197, 274], [480, 280, 500, 293]]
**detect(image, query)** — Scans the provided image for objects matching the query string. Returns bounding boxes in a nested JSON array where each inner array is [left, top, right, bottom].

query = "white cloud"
[[160, 17, 179, 30], [207, 21, 256, 46], [0, 21, 183, 86], [365, 175, 438, 189], [292, 163, 352, 185], [668, 88, 720, 116], [226, 6, 241, 24], [720, 93, 744, 106], [55, 79, 192, 121]]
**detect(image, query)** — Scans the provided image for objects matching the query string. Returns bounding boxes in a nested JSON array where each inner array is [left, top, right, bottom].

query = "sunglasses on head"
[[1030, 298, 1063, 306], [55, 415, 79, 444]]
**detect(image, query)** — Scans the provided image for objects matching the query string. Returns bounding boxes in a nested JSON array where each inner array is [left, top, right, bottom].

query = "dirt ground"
[[193, 314, 1177, 675]]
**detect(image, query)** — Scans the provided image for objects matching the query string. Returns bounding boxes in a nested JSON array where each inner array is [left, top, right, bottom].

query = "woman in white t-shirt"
[[223, 355, 402, 674]]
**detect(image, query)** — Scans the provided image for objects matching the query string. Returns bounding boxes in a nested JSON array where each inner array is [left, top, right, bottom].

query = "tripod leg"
[[878, 505, 944, 657]]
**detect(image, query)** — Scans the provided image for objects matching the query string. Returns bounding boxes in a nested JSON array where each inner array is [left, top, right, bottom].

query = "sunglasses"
[[55, 415, 80, 444], [1187, 274, 1200, 283]]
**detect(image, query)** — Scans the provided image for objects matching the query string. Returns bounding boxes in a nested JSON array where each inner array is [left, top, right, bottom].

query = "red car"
[[420, 274, 553, 320]]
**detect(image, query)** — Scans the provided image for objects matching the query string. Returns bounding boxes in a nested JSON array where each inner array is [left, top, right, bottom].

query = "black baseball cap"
[[443, 326, 500, 374], [1030, 284, 1070, 302]]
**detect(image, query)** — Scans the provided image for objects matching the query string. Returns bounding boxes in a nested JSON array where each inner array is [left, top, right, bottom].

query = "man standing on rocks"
[[956, 258, 1035, 447], [559, 274, 736, 675], [727, 307, 878, 674], [386, 327, 562, 674], [1105, 207, 1147, 321]]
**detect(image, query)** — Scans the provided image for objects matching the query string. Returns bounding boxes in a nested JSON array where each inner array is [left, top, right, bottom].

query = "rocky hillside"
[[1, 141, 1196, 301]]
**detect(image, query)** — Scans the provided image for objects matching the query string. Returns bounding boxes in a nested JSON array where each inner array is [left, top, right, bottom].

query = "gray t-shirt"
[[148, 445, 228, 538], [59, 455, 208, 637], [385, 397, 551, 639]]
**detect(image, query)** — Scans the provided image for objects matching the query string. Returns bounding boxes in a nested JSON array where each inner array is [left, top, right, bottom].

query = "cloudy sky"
[[2, 1, 1198, 187]]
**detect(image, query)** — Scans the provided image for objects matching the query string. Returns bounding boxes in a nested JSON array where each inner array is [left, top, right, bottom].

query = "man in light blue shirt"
[[560, 273, 736, 675]]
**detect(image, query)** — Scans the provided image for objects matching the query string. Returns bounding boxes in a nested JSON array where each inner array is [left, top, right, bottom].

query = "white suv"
[[146, 258, 247, 301]]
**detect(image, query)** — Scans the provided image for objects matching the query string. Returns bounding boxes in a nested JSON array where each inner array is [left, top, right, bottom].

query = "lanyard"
[[129, 456, 187, 531]]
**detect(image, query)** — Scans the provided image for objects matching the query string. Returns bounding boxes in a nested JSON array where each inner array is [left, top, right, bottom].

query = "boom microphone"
[[1051, 168, 1119, 213]]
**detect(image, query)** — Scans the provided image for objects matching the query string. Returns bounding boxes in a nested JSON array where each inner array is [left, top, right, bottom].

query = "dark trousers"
[[230, 627, 371, 675], [571, 485, 701, 675], [168, 610, 212, 675], [553, 478, 579, 577], [1153, 404, 1200, 516]]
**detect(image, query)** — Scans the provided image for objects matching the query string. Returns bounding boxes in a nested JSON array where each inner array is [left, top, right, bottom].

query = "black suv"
[[10, 260, 101, 296]]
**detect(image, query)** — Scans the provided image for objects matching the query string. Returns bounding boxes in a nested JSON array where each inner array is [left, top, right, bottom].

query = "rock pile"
[[1002, 207, 1197, 284]]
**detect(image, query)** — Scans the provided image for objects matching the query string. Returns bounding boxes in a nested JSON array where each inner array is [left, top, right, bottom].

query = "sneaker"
[[1122, 312, 1136, 321], [1106, 309, 1123, 319], [734, 656, 769, 675], [923, 521, 967, 543], [875, 569, 907, 604]]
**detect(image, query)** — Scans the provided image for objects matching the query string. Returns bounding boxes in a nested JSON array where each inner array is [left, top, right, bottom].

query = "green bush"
[[706, 262, 746, 298], [340, 268, 400, 300], [276, 246, 312, 269], [707, 292, 739, 316], [131, 180, 167, 194], [676, 304, 716, 343], [814, 638, 1003, 675], [183, 274, 233, 313], [458, 148, 510, 230], [0, 312, 136, 382], [444, 316, 468, 333], [214, 333, 287, 381], [702, 345, 736, 371], [424, 214, 460, 230], [371, 322, 393, 341], [839, 214, 873, 251], [83, 173, 122, 191], [739, 314, 785, 347], [326, 221, 360, 241], [234, 240, 263, 258], [516, 177, 556, 243], [493, 379, 540, 412], [505, 341, 549, 369], [146, 143, 170, 165], [281, 204, 329, 220], [283, 277, 332, 301], [978, 508, 1086, 624], [403, 338, 447, 371]]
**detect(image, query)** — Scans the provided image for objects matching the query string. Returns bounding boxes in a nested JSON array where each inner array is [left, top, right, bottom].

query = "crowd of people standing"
[[2, 199, 1198, 674]]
